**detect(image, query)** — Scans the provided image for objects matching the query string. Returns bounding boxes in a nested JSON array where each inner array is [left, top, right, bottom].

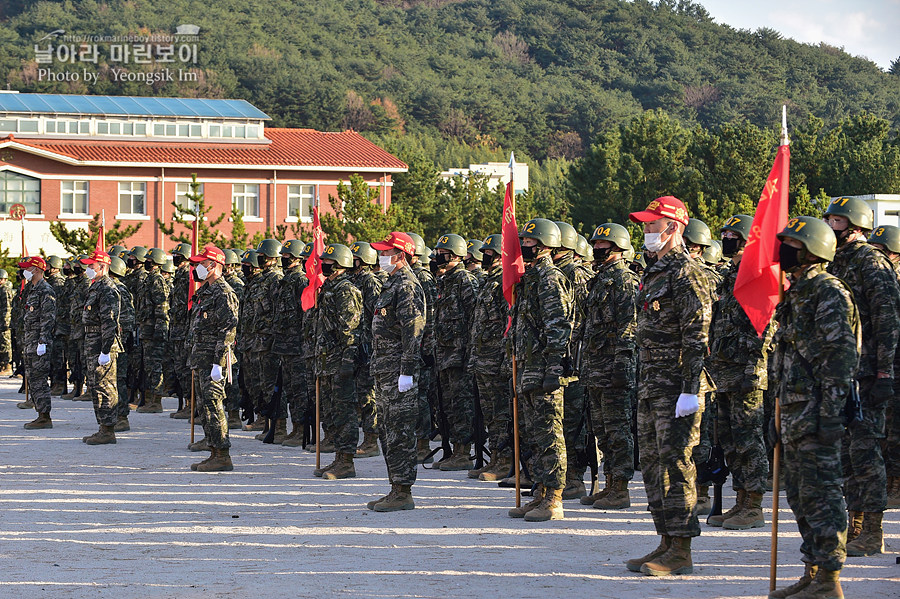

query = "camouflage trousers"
[[375, 371, 419, 485], [0, 327, 10, 365], [785, 433, 847, 571], [51, 334, 67, 385], [117, 351, 129, 420], [519, 386, 567, 490], [167, 337, 191, 404], [67, 335, 84, 387], [279, 354, 306, 426], [638, 394, 703, 538], [86, 350, 119, 427], [141, 337, 167, 396], [438, 366, 474, 445], [843, 376, 887, 512], [321, 372, 357, 454], [248, 350, 280, 417], [475, 371, 511, 459], [587, 384, 635, 482], [25, 351, 51, 414], [193, 367, 230, 450], [692, 392, 714, 468], [563, 381, 587, 477], [355, 361, 377, 435], [717, 389, 768, 494], [416, 366, 434, 440]]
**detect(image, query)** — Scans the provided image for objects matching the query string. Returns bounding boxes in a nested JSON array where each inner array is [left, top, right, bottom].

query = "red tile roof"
[[1, 129, 407, 171]]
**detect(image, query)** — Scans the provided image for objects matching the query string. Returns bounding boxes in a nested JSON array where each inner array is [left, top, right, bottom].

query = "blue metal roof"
[[0, 93, 270, 120]]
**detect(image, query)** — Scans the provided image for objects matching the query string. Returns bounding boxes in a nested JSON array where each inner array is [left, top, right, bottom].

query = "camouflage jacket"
[[468, 266, 485, 292], [348, 267, 383, 351], [636, 246, 714, 400], [0, 280, 11, 330], [581, 257, 638, 371], [699, 261, 724, 297], [236, 272, 257, 353], [827, 239, 900, 378], [708, 261, 774, 392], [434, 262, 477, 369], [69, 273, 90, 340], [314, 272, 363, 376], [773, 264, 860, 442], [23, 278, 56, 352], [47, 272, 68, 337], [225, 271, 245, 304], [82, 274, 122, 356], [124, 269, 147, 309], [556, 252, 593, 351], [187, 276, 238, 370], [168, 265, 191, 341], [411, 261, 437, 356], [510, 254, 575, 392], [137, 270, 170, 341], [112, 277, 135, 340], [373, 269, 388, 285], [469, 265, 509, 375], [12, 281, 27, 336], [371, 264, 426, 378], [246, 265, 283, 352], [272, 265, 308, 355]]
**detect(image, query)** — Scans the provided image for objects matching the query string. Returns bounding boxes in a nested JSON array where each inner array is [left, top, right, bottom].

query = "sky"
[[697, 0, 900, 70]]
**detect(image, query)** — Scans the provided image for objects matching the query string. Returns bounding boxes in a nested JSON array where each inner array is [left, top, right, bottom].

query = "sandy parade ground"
[[0, 376, 896, 599]]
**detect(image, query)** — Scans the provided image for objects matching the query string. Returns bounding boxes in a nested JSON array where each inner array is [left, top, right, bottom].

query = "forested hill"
[[1, 0, 897, 160]]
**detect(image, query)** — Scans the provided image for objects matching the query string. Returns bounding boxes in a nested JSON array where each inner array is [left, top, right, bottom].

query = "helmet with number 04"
[[482, 234, 501, 254], [351, 241, 378, 265], [824, 196, 874, 231], [590, 223, 631, 251], [720, 214, 753, 241], [777, 216, 836, 262], [868, 225, 900, 254], [320, 243, 354, 268], [519, 218, 561, 248], [434, 233, 468, 257]]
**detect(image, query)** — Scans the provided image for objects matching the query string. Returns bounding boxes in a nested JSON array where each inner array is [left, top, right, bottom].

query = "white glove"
[[211, 364, 224, 382], [98, 353, 111, 366], [36, 343, 46, 356], [398, 374, 414, 393], [675, 393, 700, 418]]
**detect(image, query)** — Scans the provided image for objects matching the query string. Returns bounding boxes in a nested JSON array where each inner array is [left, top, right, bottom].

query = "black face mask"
[[429, 260, 439, 275], [833, 226, 850, 248], [241, 264, 253, 278], [482, 253, 497, 270], [281, 256, 294, 270], [321, 262, 335, 277], [434, 253, 451, 266], [127, 258, 137, 269], [593, 247, 611, 263], [779, 243, 802, 272], [173, 255, 186, 267], [520, 244, 539, 262], [463, 257, 478, 268], [721, 237, 741, 257]]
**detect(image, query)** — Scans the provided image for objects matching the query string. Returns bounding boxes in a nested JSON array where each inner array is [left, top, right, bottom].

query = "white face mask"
[[23, 269, 33, 282], [378, 255, 396, 274], [195, 264, 209, 280], [644, 224, 673, 253], [85, 267, 96, 280]]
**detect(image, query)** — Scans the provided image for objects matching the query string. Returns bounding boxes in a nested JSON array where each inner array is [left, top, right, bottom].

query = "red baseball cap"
[[17, 256, 46, 270], [80, 250, 111, 266], [189, 245, 226, 265], [371, 231, 416, 256], [629, 196, 690, 226]]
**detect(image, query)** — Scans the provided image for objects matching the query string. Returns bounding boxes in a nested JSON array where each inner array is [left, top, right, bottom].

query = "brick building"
[[0, 92, 407, 255]]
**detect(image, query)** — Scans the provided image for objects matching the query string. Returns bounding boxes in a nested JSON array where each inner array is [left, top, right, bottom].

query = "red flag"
[[501, 182, 524, 308], [301, 206, 325, 311], [187, 215, 200, 310], [734, 143, 790, 337], [95, 210, 106, 253]]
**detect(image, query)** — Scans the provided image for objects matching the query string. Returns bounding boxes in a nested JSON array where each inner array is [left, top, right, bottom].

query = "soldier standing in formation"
[[66, 255, 90, 401], [463, 239, 485, 290], [349, 241, 383, 458], [136, 248, 170, 413], [0, 270, 12, 374], [247, 239, 284, 440], [45, 256, 68, 396], [19, 256, 57, 430], [108, 255, 134, 432], [168, 243, 194, 420], [273, 240, 309, 446]]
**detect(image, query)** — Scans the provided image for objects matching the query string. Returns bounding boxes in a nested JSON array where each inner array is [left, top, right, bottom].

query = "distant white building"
[[440, 161, 529, 194], [842, 194, 900, 226]]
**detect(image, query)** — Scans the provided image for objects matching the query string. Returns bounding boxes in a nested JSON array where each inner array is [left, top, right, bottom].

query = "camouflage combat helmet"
[[0, 269, 7, 280], [46, 255, 64, 270], [434, 233, 468, 257], [623, 245, 635, 263], [702, 239, 723, 265], [299, 242, 312, 260], [109, 256, 127, 277], [172, 242, 192, 259], [466, 239, 484, 261], [482, 234, 501, 254], [161, 257, 176, 273], [590, 223, 631, 251], [576, 234, 591, 259], [129, 246, 148, 262], [632, 250, 647, 269], [257, 238, 283, 258], [825, 196, 874, 231], [281, 239, 305, 258], [683, 218, 712, 247], [777, 216, 836, 262], [721, 214, 753, 241], [406, 232, 427, 257], [519, 218, 561, 248], [868, 224, 900, 254], [321, 243, 354, 268], [222, 249, 240, 265], [241, 249, 261, 268], [146, 248, 167, 266], [351, 241, 378, 265], [108, 245, 126, 258], [553, 221, 579, 251]]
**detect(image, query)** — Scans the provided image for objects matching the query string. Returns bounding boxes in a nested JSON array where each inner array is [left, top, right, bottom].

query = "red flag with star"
[[501, 181, 524, 308], [301, 206, 325, 311]]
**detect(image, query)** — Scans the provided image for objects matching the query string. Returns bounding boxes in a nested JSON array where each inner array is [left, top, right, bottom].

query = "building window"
[[232, 184, 259, 218], [286, 184, 314, 221], [175, 182, 203, 213], [118, 182, 146, 215], [0, 171, 40, 214], [61, 180, 89, 215]]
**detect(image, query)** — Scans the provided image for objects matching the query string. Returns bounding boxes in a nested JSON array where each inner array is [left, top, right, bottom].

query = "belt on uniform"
[[84, 326, 101, 333]]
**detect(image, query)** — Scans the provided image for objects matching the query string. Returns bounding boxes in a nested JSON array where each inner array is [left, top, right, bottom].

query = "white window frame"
[[60, 180, 89, 216], [285, 184, 315, 223], [174, 181, 203, 218], [117, 181, 147, 218], [232, 183, 260, 220]]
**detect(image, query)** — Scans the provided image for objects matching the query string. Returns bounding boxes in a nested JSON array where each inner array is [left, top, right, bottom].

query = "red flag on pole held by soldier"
[[501, 154, 524, 309], [301, 205, 325, 311], [187, 212, 200, 310], [734, 107, 790, 337]]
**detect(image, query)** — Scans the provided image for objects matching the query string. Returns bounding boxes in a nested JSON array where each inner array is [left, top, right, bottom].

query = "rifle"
[[424, 367, 453, 468], [471, 375, 491, 470], [262, 366, 284, 444], [843, 379, 862, 426], [697, 396, 729, 523], [301, 374, 316, 450]]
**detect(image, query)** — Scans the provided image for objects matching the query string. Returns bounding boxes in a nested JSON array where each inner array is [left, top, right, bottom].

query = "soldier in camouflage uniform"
[[0, 270, 12, 374], [824, 197, 900, 557], [506, 219, 574, 522], [168, 243, 194, 420], [464, 239, 485, 291], [238, 250, 261, 431], [135, 248, 170, 413], [79, 252, 123, 445], [45, 256, 68, 395], [625, 197, 714, 576], [109, 256, 134, 432], [432, 233, 478, 471], [407, 233, 438, 463], [222, 250, 245, 428], [20, 257, 57, 430], [579, 223, 639, 510], [349, 241, 383, 457], [552, 221, 594, 500], [367, 232, 426, 512], [187, 246, 239, 472], [64, 258, 91, 401], [273, 241, 308, 446], [706, 215, 773, 530], [311, 244, 363, 480], [467, 234, 512, 482], [299, 244, 327, 451], [768, 216, 860, 599]]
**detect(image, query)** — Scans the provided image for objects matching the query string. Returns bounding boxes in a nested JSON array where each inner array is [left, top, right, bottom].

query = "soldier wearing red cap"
[[19, 256, 57, 430], [625, 196, 715, 576], [187, 246, 239, 472], [80, 251, 123, 445]]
